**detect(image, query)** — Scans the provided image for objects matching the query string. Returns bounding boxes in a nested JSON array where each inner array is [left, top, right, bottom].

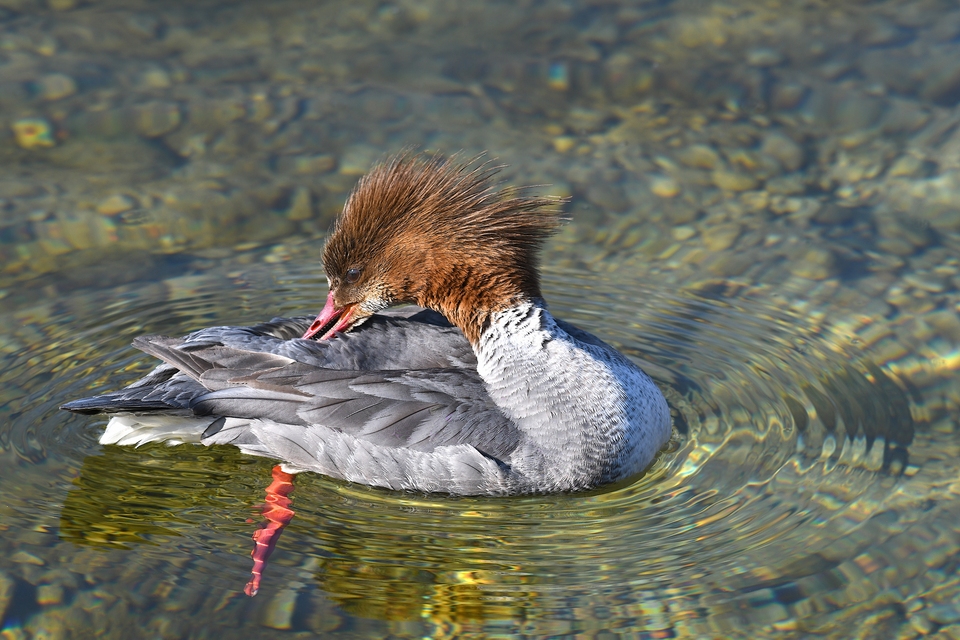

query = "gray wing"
[[192, 362, 519, 460], [129, 334, 520, 461], [66, 310, 519, 461], [181, 308, 477, 371], [62, 309, 475, 415], [60, 364, 204, 414]]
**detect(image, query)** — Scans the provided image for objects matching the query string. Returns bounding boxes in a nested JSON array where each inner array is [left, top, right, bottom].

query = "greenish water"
[[2, 1, 959, 638]]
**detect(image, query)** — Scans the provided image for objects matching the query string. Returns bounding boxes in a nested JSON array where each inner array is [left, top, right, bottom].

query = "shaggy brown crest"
[[322, 153, 567, 342]]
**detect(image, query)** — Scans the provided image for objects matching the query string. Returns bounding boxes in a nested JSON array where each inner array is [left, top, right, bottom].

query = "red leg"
[[244, 465, 296, 597]]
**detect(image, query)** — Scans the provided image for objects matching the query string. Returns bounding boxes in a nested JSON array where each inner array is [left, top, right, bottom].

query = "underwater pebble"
[[11, 550, 45, 566], [0, 571, 12, 625], [675, 15, 727, 48], [37, 73, 76, 101], [888, 155, 924, 177], [140, 67, 172, 89], [587, 182, 629, 212], [924, 602, 960, 624], [813, 203, 856, 226], [703, 223, 741, 252], [876, 237, 916, 257], [134, 102, 181, 138], [880, 99, 931, 134], [941, 624, 960, 640], [553, 136, 576, 153], [820, 60, 852, 80], [27, 608, 75, 640], [664, 202, 700, 225], [246, 92, 273, 122], [707, 252, 753, 277], [12, 118, 55, 149], [904, 272, 946, 293], [790, 248, 835, 280], [650, 175, 680, 198], [740, 190, 769, 212], [672, 225, 696, 241], [862, 17, 907, 46], [261, 589, 297, 629], [766, 175, 805, 195], [286, 187, 313, 221], [877, 219, 930, 250], [909, 613, 934, 634], [656, 242, 681, 260], [771, 82, 808, 110], [920, 58, 960, 105], [339, 144, 379, 176], [726, 149, 761, 172], [36, 584, 64, 606], [746, 48, 783, 67], [677, 144, 721, 169], [926, 309, 960, 341], [126, 13, 161, 39], [567, 107, 606, 133], [145, 614, 179, 639], [603, 52, 647, 100], [293, 154, 335, 175], [769, 195, 810, 216], [712, 170, 758, 192], [761, 133, 804, 172], [96, 194, 135, 216]]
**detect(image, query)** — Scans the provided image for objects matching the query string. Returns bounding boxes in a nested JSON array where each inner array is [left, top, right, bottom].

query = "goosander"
[[63, 153, 672, 496]]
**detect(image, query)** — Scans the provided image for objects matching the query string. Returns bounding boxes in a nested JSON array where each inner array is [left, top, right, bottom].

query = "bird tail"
[[98, 414, 216, 447]]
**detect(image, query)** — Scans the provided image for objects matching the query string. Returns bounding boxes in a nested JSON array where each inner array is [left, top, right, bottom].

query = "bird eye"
[[345, 268, 361, 284]]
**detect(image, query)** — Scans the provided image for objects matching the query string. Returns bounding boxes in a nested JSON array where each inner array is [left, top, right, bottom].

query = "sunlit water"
[[2, 250, 951, 637], [3, 0, 960, 637]]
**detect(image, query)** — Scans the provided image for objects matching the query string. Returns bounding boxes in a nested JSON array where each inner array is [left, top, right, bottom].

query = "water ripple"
[[0, 258, 929, 633]]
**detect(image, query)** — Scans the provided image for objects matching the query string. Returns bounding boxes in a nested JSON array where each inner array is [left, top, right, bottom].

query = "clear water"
[[2, 252, 951, 637], [2, 1, 959, 638]]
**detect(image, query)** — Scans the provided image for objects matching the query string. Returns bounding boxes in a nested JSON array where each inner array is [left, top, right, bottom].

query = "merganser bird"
[[62, 153, 672, 496]]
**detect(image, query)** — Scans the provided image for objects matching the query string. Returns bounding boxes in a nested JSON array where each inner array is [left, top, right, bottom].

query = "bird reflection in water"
[[244, 465, 296, 596]]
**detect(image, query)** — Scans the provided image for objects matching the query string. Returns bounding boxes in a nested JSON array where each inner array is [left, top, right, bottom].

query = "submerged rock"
[[134, 102, 181, 138], [703, 223, 742, 252], [285, 186, 313, 221], [338, 144, 379, 176], [650, 175, 681, 198], [746, 48, 783, 68], [0, 570, 13, 624], [36, 583, 65, 606], [790, 248, 835, 280], [96, 194, 136, 216], [36, 73, 77, 101], [677, 144, 722, 170], [760, 133, 804, 172], [12, 118, 55, 149], [712, 170, 758, 192]]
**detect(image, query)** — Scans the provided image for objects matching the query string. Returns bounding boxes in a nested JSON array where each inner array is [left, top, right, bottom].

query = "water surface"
[[2, 0, 960, 637]]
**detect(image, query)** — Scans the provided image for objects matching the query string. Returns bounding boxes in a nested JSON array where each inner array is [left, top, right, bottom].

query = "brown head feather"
[[322, 153, 567, 343]]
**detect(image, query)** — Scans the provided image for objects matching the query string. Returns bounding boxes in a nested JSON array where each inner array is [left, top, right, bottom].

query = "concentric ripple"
[[0, 256, 932, 636]]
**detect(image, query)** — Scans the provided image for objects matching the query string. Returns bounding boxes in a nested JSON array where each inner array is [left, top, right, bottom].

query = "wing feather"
[[65, 311, 519, 464]]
